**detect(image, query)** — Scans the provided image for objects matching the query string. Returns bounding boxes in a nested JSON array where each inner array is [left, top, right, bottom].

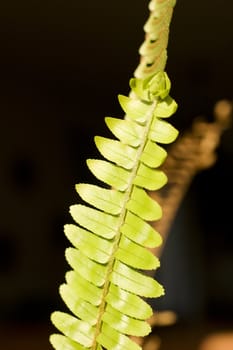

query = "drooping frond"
[[50, 71, 178, 350]]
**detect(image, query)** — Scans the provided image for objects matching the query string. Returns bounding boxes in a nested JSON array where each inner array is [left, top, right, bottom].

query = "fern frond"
[[50, 71, 178, 350], [50, 0, 178, 348]]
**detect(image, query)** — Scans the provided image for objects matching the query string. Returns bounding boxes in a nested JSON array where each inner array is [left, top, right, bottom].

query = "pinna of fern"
[[50, 71, 178, 350]]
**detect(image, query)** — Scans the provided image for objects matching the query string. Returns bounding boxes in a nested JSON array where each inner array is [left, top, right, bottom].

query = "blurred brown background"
[[0, 1, 233, 349]]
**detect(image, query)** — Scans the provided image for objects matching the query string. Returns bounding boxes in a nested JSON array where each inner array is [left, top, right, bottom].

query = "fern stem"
[[91, 99, 158, 349]]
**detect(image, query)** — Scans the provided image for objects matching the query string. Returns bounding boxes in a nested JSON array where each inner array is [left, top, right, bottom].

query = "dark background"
[[0, 0, 233, 345]]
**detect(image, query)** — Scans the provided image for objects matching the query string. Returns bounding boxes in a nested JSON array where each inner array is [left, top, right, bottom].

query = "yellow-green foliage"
[[50, 1, 178, 349]]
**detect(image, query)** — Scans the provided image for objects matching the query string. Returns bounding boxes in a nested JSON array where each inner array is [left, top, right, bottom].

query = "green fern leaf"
[[149, 118, 178, 143], [64, 224, 113, 264], [65, 270, 102, 306], [87, 159, 131, 191], [115, 235, 160, 270], [103, 304, 151, 336], [76, 184, 124, 215], [133, 163, 167, 190], [121, 211, 162, 248], [98, 323, 141, 350], [51, 0, 178, 346], [118, 95, 151, 123], [94, 136, 137, 170], [70, 204, 119, 239], [59, 284, 98, 325], [111, 260, 164, 298], [126, 186, 162, 221], [51, 312, 95, 347], [105, 117, 143, 147], [65, 248, 107, 287], [50, 334, 87, 350], [50, 70, 178, 350], [105, 284, 153, 319]]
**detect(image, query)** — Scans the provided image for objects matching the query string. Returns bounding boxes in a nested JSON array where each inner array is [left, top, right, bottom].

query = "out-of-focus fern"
[[50, 1, 178, 350]]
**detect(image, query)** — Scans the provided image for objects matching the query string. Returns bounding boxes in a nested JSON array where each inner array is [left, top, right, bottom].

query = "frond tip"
[[50, 71, 178, 350]]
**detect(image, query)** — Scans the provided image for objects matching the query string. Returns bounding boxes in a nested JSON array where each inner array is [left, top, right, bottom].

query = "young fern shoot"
[[50, 1, 178, 349]]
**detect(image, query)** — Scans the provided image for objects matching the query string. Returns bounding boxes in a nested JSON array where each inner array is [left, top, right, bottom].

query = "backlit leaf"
[[118, 95, 152, 124], [98, 323, 141, 350], [121, 211, 162, 248], [51, 67, 178, 350], [106, 284, 153, 320], [154, 95, 178, 118], [95, 136, 137, 170], [65, 248, 107, 287], [65, 271, 102, 306], [149, 118, 178, 144], [70, 204, 118, 239], [50, 334, 86, 350], [126, 186, 162, 221], [76, 184, 124, 215], [111, 261, 165, 297], [105, 117, 143, 147], [103, 304, 151, 336], [64, 224, 112, 264], [87, 159, 130, 191], [59, 284, 98, 325], [141, 139, 167, 167], [116, 235, 160, 270], [51, 312, 94, 347], [134, 163, 167, 191]]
